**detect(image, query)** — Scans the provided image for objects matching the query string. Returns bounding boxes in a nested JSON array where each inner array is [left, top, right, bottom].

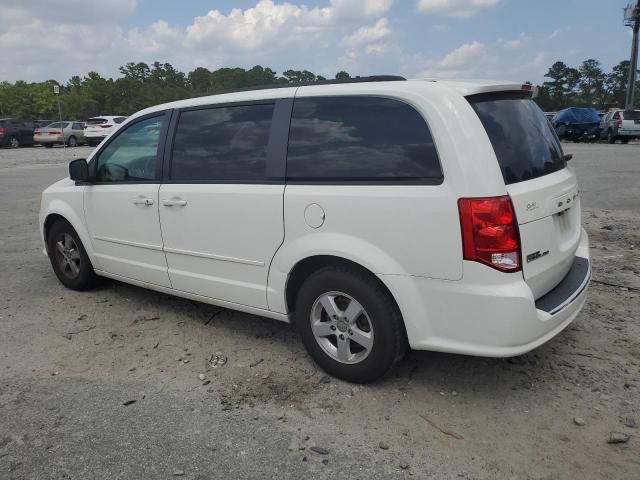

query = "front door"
[[84, 112, 172, 287], [158, 101, 287, 309]]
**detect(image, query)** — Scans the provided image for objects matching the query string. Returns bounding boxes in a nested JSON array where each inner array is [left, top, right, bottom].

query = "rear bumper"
[[380, 227, 590, 357], [34, 135, 64, 144]]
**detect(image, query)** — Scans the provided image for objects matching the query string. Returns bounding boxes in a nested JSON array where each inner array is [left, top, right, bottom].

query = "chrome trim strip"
[[163, 247, 265, 267], [93, 235, 163, 251]]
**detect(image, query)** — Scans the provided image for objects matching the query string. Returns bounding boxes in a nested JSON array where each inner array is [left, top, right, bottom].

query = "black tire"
[[44, 143, 54, 148], [607, 130, 616, 144], [67, 136, 77, 147], [8, 136, 19, 148], [295, 264, 407, 383], [47, 219, 97, 291]]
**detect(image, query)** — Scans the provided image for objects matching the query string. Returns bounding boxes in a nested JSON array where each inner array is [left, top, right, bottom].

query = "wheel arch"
[[42, 202, 96, 266], [284, 255, 403, 327]]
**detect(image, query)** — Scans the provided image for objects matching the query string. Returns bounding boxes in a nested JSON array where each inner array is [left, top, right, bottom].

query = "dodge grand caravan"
[[39, 76, 591, 383]]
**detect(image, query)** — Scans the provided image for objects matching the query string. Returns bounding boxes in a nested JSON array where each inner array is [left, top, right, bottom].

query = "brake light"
[[617, 118, 623, 127], [99, 124, 112, 128], [34, 130, 40, 135], [0, 127, 5, 135], [458, 196, 521, 272], [49, 130, 61, 135]]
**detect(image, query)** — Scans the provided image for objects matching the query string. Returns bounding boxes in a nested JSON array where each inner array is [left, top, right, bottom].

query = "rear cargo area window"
[[286, 96, 443, 182], [623, 110, 640, 120], [469, 93, 565, 185]]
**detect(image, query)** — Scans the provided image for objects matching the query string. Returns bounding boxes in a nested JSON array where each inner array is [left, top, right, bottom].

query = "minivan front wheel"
[[295, 265, 406, 383], [47, 220, 97, 290]]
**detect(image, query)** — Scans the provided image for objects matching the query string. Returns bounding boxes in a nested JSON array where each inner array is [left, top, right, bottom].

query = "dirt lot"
[[0, 144, 638, 479]]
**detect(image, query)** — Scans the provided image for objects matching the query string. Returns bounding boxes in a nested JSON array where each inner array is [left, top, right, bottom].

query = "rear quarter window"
[[286, 96, 443, 183], [469, 93, 565, 185]]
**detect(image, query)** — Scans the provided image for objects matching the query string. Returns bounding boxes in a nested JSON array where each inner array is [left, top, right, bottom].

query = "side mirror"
[[69, 158, 90, 182]]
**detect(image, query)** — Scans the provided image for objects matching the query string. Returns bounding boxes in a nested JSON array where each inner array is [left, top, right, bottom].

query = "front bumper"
[[380, 227, 590, 357]]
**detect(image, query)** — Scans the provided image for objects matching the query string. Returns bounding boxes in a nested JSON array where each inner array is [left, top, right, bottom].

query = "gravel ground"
[[0, 144, 638, 479]]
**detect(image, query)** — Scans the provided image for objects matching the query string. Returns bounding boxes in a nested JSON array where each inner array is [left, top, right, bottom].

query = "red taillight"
[[617, 118, 623, 127], [99, 124, 112, 128], [458, 196, 521, 272], [34, 130, 40, 135], [0, 127, 5, 135], [49, 130, 61, 135]]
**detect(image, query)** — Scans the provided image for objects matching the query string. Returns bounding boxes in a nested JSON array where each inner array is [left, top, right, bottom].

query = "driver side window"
[[95, 116, 163, 182]]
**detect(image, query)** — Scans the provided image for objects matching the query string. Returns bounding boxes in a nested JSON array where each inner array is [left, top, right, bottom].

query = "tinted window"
[[73, 123, 84, 130], [287, 97, 442, 181], [95, 116, 163, 182], [171, 104, 274, 182], [48, 122, 69, 129], [114, 117, 127, 124], [469, 93, 565, 185], [623, 110, 640, 120], [87, 118, 107, 125]]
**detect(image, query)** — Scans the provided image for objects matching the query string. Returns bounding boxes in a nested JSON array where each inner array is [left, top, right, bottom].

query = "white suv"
[[39, 77, 591, 383], [84, 116, 127, 146]]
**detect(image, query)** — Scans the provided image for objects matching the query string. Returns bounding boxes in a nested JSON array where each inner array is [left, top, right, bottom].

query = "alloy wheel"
[[54, 233, 81, 279], [310, 291, 374, 364]]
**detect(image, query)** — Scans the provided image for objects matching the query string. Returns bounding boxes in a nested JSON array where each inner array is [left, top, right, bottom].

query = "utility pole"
[[624, 1, 640, 108]]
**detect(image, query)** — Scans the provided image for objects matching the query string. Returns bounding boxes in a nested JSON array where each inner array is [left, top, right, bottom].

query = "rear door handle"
[[133, 197, 154, 206], [162, 198, 187, 207]]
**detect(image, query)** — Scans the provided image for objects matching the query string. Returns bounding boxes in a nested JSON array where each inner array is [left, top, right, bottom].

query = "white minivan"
[[39, 76, 590, 383]]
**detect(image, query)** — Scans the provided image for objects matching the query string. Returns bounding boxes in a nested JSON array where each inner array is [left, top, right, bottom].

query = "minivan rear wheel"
[[47, 220, 97, 290], [295, 265, 406, 383], [607, 130, 616, 144], [8, 136, 19, 148]]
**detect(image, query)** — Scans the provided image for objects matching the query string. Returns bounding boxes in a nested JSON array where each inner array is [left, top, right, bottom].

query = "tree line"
[[0, 62, 351, 120], [0, 58, 637, 121], [536, 58, 639, 111]]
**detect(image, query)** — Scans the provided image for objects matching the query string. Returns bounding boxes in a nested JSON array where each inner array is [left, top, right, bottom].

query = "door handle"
[[162, 198, 187, 207], [133, 197, 154, 206]]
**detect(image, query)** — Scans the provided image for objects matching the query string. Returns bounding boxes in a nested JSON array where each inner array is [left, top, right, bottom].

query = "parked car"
[[0, 118, 36, 148], [34, 121, 86, 147], [599, 109, 640, 143], [552, 107, 601, 142], [84, 116, 127, 146], [39, 77, 590, 383]]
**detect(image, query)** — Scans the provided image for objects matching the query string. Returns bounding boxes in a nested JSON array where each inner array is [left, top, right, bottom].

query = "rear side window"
[[73, 123, 83, 130], [622, 110, 640, 120], [114, 117, 127, 124], [48, 122, 69, 129], [170, 104, 274, 182], [469, 93, 565, 185], [286, 96, 443, 182]]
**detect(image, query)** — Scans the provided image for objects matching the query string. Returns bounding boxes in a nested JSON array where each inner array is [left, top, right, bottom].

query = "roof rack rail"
[[192, 75, 407, 99]]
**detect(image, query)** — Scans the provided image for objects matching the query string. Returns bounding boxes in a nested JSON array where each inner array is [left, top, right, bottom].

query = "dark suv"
[[0, 118, 36, 148]]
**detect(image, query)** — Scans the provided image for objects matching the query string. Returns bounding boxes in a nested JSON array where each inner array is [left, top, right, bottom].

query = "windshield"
[[469, 93, 565, 185], [86, 118, 107, 125]]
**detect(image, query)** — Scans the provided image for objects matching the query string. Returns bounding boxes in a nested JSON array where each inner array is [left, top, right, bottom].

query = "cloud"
[[416, 0, 499, 17], [341, 18, 391, 47], [0, 0, 399, 82], [500, 33, 530, 50], [413, 40, 502, 79], [439, 40, 486, 68]]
